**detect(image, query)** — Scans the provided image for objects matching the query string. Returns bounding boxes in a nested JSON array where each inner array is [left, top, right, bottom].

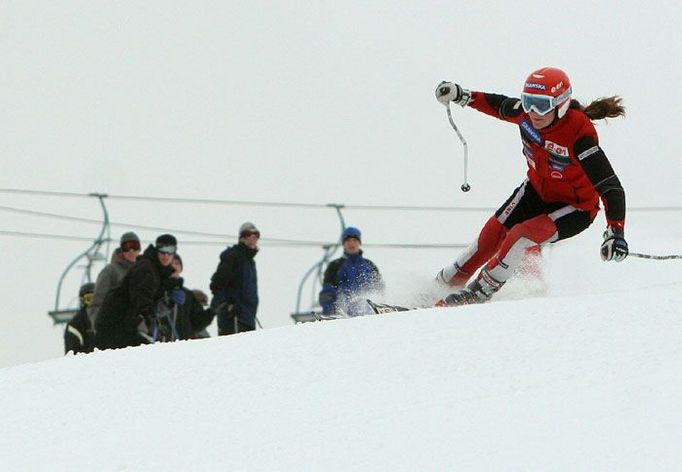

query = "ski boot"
[[436, 270, 504, 307], [435, 263, 469, 287]]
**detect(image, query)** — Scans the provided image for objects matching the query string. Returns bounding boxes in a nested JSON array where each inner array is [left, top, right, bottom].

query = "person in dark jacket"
[[319, 226, 384, 317], [64, 282, 96, 355], [171, 253, 215, 340], [190, 289, 212, 338], [94, 234, 177, 350], [210, 222, 260, 335], [87, 231, 141, 328]]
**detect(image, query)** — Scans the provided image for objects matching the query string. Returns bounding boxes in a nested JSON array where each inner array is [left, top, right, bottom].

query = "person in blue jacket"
[[210, 222, 260, 335], [319, 227, 384, 317]]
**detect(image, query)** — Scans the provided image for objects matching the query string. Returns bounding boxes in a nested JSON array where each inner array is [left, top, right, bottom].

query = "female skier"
[[434, 67, 628, 306]]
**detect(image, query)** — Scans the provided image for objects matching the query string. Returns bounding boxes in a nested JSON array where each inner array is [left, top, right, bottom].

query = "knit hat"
[[342, 226, 362, 243], [155, 234, 177, 254], [119, 231, 140, 247], [79, 282, 95, 298], [239, 222, 260, 238]]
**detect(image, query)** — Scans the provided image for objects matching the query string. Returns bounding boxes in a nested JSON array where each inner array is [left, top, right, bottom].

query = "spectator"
[[190, 289, 211, 338], [64, 282, 96, 355], [94, 234, 177, 350], [87, 232, 140, 328], [319, 226, 384, 317], [170, 253, 215, 340], [210, 222, 260, 335]]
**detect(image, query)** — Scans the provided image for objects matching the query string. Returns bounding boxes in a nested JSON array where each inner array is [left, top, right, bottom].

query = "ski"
[[313, 309, 350, 321], [366, 299, 418, 314]]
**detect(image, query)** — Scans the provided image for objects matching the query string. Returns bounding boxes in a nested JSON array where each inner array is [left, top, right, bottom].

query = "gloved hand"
[[435, 81, 471, 107], [600, 226, 628, 262], [319, 284, 337, 314], [226, 303, 239, 319], [170, 288, 186, 305], [211, 290, 227, 307]]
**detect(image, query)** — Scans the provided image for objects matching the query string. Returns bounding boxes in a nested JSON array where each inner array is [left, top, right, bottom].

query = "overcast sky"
[[2, 1, 680, 367]]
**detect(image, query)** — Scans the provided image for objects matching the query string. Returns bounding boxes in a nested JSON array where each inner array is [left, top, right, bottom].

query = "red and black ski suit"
[[440, 91, 626, 288]]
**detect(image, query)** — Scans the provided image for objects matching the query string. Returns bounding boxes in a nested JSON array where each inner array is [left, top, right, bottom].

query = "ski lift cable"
[[0, 204, 317, 242], [0, 187, 492, 210], [0, 230, 468, 249], [1, 187, 680, 212], [0, 188, 329, 209], [0, 204, 473, 245], [0, 188, 89, 198]]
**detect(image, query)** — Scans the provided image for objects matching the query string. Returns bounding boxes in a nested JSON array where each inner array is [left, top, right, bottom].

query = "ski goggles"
[[80, 292, 94, 306], [241, 230, 260, 239], [521, 87, 572, 116], [157, 245, 177, 255], [121, 240, 141, 252]]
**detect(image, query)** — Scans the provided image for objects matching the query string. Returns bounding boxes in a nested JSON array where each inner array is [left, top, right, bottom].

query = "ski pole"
[[630, 252, 682, 260], [446, 102, 470, 192], [170, 306, 179, 341]]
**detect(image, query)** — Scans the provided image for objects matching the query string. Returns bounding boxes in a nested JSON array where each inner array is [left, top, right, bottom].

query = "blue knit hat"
[[341, 226, 361, 243]]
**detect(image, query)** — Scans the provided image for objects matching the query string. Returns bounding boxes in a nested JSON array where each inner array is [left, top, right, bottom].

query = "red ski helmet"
[[521, 67, 572, 119]]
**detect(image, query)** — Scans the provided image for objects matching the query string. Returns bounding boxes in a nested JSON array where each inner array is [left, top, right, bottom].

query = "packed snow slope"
[[2, 275, 682, 471]]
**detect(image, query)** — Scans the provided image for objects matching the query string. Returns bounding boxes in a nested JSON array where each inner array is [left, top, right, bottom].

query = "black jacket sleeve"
[[574, 136, 626, 228], [322, 258, 345, 287], [482, 93, 523, 119], [128, 262, 160, 318], [470, 92, 524, 121], [210, 251, 237, 295]]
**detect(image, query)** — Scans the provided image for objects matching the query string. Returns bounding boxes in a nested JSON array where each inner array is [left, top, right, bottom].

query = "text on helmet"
[[550, 81, 564, 94], [525, 82, 546, 90]]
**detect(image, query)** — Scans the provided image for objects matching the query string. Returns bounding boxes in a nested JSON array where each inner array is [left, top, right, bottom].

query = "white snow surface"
[[2, 250, 682, 471]]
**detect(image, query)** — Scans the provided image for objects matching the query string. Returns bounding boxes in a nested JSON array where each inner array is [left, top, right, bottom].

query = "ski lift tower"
[[47, 193, 112, 324]]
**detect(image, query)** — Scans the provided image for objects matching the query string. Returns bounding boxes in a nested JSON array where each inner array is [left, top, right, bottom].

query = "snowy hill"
[[2, 2, 682, 470], [2, 279, 682, 471]]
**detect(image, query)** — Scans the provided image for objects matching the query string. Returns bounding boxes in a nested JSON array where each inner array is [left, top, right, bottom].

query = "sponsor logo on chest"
[[520, 120, 543, 145], [544, 140, 569, 157]]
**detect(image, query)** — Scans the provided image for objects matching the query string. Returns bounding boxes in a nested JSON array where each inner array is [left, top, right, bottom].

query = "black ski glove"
[[601, 227, 628, 262], [435, 81, 471, 107]]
